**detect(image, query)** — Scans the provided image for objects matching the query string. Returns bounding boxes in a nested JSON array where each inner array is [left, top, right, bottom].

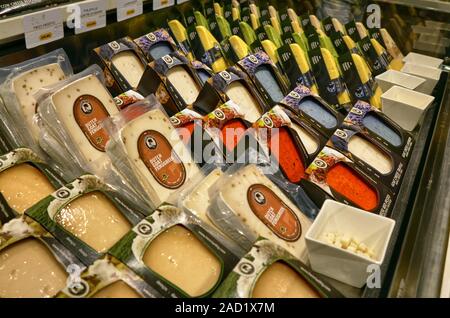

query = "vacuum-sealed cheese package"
[[36, 65, 118, 175], [0, 49, 73, 151], [0, 148, 67, 226], [208, 163, 315, 262], [0, 215, 85, 298], [104, 97, 201, 208], [213, 238, 343, 298]]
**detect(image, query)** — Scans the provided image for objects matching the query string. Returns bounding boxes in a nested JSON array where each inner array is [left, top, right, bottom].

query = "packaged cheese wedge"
[[168, 19, 195, 61], [0, 49, 73, 151], [108, 204, 243, 298], [0, 215, 85, 298], [196, 26, 228, 72], [213, 238, 344, 298], [104, 97, 200, 208], [209, 163, 314, 262], [36, 65, 119, 175]]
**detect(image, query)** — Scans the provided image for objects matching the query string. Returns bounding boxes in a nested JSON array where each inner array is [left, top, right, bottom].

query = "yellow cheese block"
[[289, 43, 319, 94], [321, 48, 351, 106], [261, 39, 279, 64], [168, 20, 194, 61], [229, 35, 250, 60], [196, 26, 228, 72], [252, 262, 320, 298], [143, 225, 221, 297], [55, 191, 131, 253], [0, 238, 67, 298], [0, 163, 55, 214]]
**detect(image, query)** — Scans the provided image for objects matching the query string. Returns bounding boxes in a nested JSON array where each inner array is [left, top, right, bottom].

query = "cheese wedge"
[[321, 48, 351, 106], [232, 7, 240, 21], [264, 24, 282, 48], [332, 18, 345, 34], [168, 20, 194, 61], [54, 191, 131, 253], [348, 135, 393, 174], [289, 43, 319, 94], [215, 164, 312, 261], [371, 38, 403, 72], [166, 66, 201, 105], [10, 63, 66, 142], [309, 15, 322, 31], [119, 108, 200, 206], [50, 74, 119, 164], [343, 35, 357, 51], [93, 281, 141, 298], [380, 28, 404, 59], [291, 19, 302, 33], [250, 13, 259, 30], [239, 21, 257, 45], [252, 261, 320, 298], [0, 238, 67, 298], [287, 8, 299, 23], [111, 51, 145, 88], [143, 225, 221, 297], [0, 163, 55, 214], [182, 168, 223, 229], [194, 11, 209, 29], [351, 53, 382, 109], [290, 122, 319, 155], [196, 26, 228, 72], [225, 82, 262, 123], [216, 14, 232, 39], [270, 17, 282, 34], [356, 22, 368, 39], [249, 3, 260, 19], [229, 35, 251, 60], [213, 2, 223, 17], [261, 39, 279, 64]]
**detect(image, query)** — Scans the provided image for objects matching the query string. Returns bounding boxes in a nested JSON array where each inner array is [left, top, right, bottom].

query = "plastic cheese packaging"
[[104, 97, 200, 207], [107, 204, 243, 298], [0, 148, 67, 225], [213, 238, 343, 298], [224, 81, 262, 123], [37, 65, 119, 175], [209, 164, 313, 262], [111, 52, 146, 88], [0, 215, 85, 298], [0, 49, 73, 150], [166, 66, 201, 104]]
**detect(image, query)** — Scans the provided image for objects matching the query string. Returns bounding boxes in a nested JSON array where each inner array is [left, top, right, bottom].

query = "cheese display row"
[[0, 0, 442, 299]]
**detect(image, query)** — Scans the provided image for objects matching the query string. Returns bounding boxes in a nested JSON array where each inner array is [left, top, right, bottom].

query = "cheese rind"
[[119, 108, 200, 206], [214, 164, 312, 261], [252, 261, 320, 298], [0, 238, 67, 298], [111, 51, 145, 88], [166, 66, 201, 105], [54, 191, 131, 253], [225, 82, 262, 123], [11, 63, 66, 142], [50, 75, 119, 164], [143, 225, 221, 297], [0, 163, 55, 214]]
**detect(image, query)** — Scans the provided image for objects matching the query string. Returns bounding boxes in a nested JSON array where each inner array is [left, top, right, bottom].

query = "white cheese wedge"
[[348, 135, 393, 174], [225, 82, 262, 123], [111, 51, 145, 88], [0, 238, 67, 298], [54, 191, 131, 253], [252, 262, 320, 298], [0, 164, 55, 214], [182, 168, 223, 229], [166, 66, 201, 105], [92, 281, 141, 298], [11, 63, 66, 142], [215, 164, 312, 261], [290, 122, 319, 155], [119, 108, 200, 207], [51, 74, 119, 165], [143, 225, 221, 297]]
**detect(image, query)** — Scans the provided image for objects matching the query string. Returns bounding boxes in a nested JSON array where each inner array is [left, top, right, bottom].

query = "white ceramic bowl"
[[401, 63, 442, 95], [381, 85, 435, 131], [403, 52, 444, 69], [305, 200, 396, 288], [375, 70, 426, 93]]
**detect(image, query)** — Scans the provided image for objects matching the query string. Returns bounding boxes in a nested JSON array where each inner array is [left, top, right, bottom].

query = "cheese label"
[[247, 184, 301, 242], [73, 95, 110, 152], [138, 130, 186, 189]]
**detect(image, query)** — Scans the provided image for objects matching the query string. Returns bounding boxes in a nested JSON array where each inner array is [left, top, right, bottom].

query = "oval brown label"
[[247, 184, 301, 241], [138, 130, 186, 189], [73, 95, 111, 152]]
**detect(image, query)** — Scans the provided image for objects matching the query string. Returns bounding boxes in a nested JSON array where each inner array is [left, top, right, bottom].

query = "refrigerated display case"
[[0, 0, 448, 298]]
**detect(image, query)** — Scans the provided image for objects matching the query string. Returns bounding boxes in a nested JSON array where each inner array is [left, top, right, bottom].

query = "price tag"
[[70, 0, 106, 34], [153, 0, 174, 11], [117, 0, 143, 22], [23, 8, 64, 49]]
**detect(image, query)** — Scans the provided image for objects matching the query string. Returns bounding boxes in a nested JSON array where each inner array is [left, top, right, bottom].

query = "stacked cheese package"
[[0, 0, 438, 299]]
